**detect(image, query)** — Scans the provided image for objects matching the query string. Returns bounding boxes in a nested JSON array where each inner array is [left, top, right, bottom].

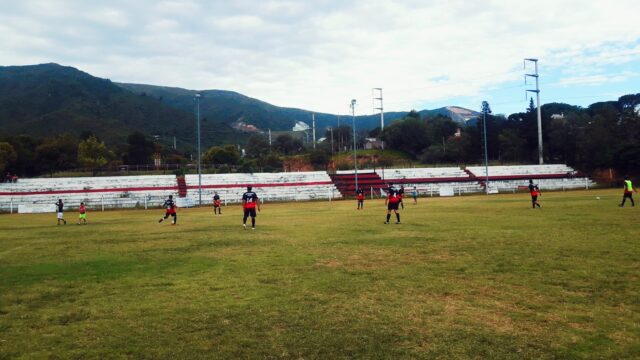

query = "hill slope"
[[0, 63, 240, 150], [117, 83, 480, 132], [0, 63, 480, 148]]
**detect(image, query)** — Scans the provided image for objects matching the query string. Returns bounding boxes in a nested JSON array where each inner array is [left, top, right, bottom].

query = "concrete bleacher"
[[376, 167, 471, 182], [373, 167, 483, 195], [184, 171, 341, 204], [465, 164, 595, 191], [0, 175, 178, 212]]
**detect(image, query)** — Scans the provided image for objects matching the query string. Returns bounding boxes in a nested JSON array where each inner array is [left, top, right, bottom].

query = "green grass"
[[1, 189, 639, 359]]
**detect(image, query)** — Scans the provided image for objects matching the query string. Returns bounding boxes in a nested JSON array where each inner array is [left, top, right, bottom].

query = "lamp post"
[[351, 99, 358, 192], [195, 93, 202, 205], [482, 101, 490, 195]]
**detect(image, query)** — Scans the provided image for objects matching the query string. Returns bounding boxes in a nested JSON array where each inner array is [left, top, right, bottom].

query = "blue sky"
[[1, 0, 639, 116]]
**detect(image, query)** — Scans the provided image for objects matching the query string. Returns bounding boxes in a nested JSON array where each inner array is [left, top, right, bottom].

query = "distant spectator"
[[11, 175, 18, 183], [5, 172, 11, 183]]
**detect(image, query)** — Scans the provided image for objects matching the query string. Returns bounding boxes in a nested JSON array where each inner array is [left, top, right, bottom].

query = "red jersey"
[[79, 205, 86, 214]]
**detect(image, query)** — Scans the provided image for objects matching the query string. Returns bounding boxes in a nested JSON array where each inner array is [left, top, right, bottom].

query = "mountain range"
[[0, 63, 480, 150]]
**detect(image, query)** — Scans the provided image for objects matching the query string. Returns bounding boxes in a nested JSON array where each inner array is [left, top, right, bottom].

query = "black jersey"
[[242, 191, 259, 208], [55, 201, 64, 213], [213, 194, 220, 201], [163, 199, 176, 209]]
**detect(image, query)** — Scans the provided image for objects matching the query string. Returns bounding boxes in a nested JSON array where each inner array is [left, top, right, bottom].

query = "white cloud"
[[1, 0, 639, 114]]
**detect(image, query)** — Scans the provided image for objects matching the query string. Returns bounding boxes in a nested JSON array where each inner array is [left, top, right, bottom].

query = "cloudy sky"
[[1, 0, 639, 115]]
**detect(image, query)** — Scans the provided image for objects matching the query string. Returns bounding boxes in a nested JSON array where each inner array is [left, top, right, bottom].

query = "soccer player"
[[77, 202, 87, 225], [619, 175, 637, 207], [242, 186, 261, 230], [55, 199, 66, 225], [398, 185, 405, 209], [385, 183, 401, 224], [528, 179, 541, 208], [158, 195, 177, 225], [356, 188, 365, 210], [412, 186, 418, 205], [213, 192, 222, 215]]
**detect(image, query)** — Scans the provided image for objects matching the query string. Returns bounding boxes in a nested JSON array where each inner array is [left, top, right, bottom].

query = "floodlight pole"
[[482, 106, 489, 195], [195, 93, 202, 205], [525, 58, 543, 164], [351, 99, 358, 191], [312, 113, 316, 149]]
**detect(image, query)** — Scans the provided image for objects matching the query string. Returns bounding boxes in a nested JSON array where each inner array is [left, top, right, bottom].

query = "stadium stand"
[[375, 167, 484, 195], [0, 165, 595, 212], [0, 175, 177, 212], [465, 164, 595, 191], [184, 172, 341, 204]]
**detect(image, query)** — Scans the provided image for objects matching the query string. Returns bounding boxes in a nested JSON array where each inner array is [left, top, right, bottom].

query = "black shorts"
[[531, 196, 538, 202], [244, 208, 257, 217], [623, 192, 633, 199], [387, 202, 399, 211]]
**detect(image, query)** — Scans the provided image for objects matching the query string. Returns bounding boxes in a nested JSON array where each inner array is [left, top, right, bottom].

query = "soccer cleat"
[[384, 221, 389, 224], [396, 222, 401, 224], [243, 224, 247, 230], [252, 227, 255, 230]]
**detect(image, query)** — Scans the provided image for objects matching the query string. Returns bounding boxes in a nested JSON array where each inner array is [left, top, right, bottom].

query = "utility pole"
[[329, 127, 334, 156], [482, 101, 490, 195], [373, 88, 384, 130], [350, 99, 358, 192], [268, 128, 272, 147], [173, 136, 176, 150], [373, 88, 384, 150], [312, 113, 316, 149], [195, 93, 202, 206], [525, 58, 543, 164]]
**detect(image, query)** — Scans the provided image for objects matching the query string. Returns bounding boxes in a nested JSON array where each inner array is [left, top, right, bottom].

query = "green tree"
[[381, 117, 430, 158], [274, 134, 303, 155], [309, 149, 330, 170], [245, 134, 270, 158], [125, 132, 155, 165], [498, 128, 525, 162], [326, 125, 352, 152], [203, 145, 240, 165], [35, 134, 79, 174], [528, 97, 536, 113], [78, 136, 111, 174], [0, 142, 17, 174]]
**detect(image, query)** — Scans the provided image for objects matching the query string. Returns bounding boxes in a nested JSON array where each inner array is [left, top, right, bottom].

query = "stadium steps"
[[330, 172, 386, 197], [464, 168, 485, 188], [176, 176, 188, 197]]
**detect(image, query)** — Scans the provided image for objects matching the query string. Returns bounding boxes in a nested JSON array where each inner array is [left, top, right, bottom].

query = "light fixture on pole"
[[195, 93, 202, 205], [525, 58, 543, 165], [350, 99, 358, 192]]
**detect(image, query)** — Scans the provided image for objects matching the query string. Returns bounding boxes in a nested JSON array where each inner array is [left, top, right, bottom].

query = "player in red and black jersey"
[[398, 185, 405, 209], [242, 186, 261, 230], [528, 179, 541, 208], [158, 195, 178, 224], [385, 183, 401, 224], [213, 192, 222, 215], [356, 188, 365, 210]]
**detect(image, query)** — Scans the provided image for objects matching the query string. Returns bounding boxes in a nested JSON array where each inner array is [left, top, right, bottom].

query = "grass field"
[[1, 189, 639, 359]]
